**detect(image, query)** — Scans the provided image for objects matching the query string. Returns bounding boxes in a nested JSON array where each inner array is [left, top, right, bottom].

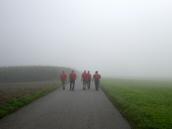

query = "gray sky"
[[0, 0, 172, 79]]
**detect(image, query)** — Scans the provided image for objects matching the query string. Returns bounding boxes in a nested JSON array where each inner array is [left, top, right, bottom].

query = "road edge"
[[101, 85, 134, 129]]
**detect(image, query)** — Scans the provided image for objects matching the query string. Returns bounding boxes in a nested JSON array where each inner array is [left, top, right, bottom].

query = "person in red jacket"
[[69, 70, 77, 91], [60, 71, 67, 90], [86, 71, 91, 89], [81, 70, 87, 90], [93, 71, 101, 91]]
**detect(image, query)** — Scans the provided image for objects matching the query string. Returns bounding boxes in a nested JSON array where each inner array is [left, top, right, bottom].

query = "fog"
[[0, 0, 172, 79]]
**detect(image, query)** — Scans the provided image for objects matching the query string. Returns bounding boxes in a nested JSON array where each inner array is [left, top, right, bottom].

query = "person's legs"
[[97, 80, 99, 90], [95, 80, 99, 90], [86, 80, 88, 89], [83, 80, 86, 90], [94, 81, 97, 90], [62, 81, 65, 90], [88, 80, 91, 89], [72, 81, 75, 90], [70, 81, 72, 90]]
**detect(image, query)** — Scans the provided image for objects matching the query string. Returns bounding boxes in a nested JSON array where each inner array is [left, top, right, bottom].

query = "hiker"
[[86, 71, 91, 89], [81, 70, 87, 90], [60, 71, 67, 90], [93, 71, 101, 91], [69, 70, 77, 91]]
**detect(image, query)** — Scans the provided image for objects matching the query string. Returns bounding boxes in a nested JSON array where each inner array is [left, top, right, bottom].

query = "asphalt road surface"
[[0, 81, 131, 129]]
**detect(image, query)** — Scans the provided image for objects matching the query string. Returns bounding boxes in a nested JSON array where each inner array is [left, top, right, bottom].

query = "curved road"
[[0, 81, 131, 129]]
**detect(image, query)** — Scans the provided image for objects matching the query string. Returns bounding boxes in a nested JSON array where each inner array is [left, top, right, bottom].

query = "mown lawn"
[[102, 79, 172, 129]]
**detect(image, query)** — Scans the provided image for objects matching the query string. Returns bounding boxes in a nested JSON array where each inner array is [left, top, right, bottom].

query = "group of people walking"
[[60, 70, 101, 91]]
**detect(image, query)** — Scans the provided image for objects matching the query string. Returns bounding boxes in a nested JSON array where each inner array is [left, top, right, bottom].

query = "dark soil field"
[[0, 81, 59, 118], [0, 66, 71, 118], [0, 81, 58, 106]]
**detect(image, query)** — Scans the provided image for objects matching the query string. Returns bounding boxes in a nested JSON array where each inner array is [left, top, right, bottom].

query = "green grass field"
[[102, 79, 172, 129]]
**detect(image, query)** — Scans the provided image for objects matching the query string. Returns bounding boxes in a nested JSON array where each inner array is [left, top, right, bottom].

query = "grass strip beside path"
[[0, 82, 60, 119], [102, 79, 172, 129]]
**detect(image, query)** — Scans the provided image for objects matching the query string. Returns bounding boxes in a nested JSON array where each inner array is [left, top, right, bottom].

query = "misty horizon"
[[1, 0, 172, 79]]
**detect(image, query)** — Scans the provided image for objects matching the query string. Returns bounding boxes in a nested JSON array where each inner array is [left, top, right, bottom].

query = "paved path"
[[0, 81, 131, 129]]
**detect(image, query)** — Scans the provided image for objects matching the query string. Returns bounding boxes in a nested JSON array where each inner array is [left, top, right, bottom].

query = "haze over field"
[[0, 0, 172, 79]]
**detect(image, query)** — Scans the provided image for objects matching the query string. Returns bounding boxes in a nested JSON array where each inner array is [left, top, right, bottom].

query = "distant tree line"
[[0, 66, 73, 83]]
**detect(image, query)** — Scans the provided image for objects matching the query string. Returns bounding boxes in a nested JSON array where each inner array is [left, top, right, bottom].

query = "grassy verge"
[[102, 79, 172, 129], [0, 82, 60, 119]]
